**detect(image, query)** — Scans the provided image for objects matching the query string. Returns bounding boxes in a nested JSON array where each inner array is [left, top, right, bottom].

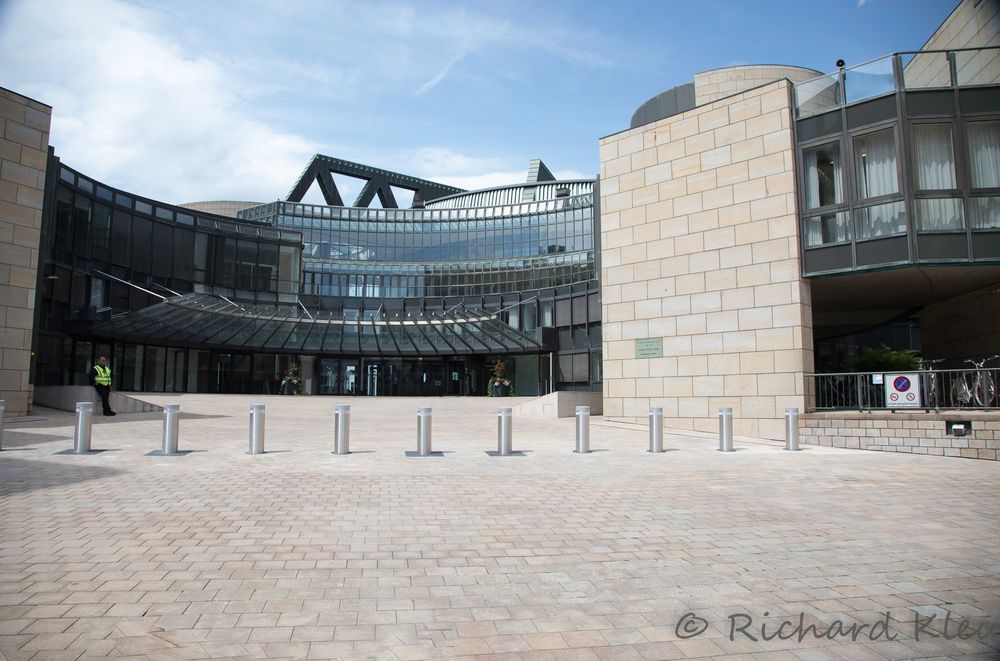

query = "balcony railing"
[[794, 47, 1000, 118], [806, 367, 1000, 412]]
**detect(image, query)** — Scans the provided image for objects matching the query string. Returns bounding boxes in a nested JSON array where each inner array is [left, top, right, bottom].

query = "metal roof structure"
[[285, 155, 464, 209]]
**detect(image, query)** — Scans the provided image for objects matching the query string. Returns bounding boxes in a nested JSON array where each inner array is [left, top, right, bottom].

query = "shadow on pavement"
[[0, 456, 123, 497]]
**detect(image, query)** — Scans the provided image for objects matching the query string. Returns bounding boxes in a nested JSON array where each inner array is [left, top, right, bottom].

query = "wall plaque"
[[635, 337, 663, 358]]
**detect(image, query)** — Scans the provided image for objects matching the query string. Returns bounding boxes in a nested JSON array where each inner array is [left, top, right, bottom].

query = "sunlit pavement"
[[1, 394, 998, 660]]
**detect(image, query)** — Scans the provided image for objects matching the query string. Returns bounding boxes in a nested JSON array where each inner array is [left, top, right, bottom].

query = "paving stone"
[[0, 395, 997, 660]]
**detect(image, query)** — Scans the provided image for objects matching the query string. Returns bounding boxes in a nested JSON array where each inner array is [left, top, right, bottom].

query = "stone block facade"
[[801, 411, 1000, 460], [599, 79, 814, 440], [905, 0, 999, 88], [0, 87, 50, 416], [693, 65, 820, 107]]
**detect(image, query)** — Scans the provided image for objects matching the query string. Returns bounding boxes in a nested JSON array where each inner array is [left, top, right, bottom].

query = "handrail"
[[806, 367, 1000, 412]]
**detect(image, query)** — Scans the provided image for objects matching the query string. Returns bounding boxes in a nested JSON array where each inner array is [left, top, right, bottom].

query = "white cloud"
[[395, 148, 591, 191], [0, 0, 319, 202], [857, 0, 870, 6], [0, 0, 605, 203], [415, 51, 467, 96]]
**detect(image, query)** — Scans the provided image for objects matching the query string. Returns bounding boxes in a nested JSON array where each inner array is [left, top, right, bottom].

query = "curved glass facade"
[[240, 196, 595, 299], [34, 154, 601, 397]]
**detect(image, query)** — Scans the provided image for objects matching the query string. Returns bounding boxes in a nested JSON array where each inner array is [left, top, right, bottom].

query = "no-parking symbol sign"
[[885, 372, 921, 408]]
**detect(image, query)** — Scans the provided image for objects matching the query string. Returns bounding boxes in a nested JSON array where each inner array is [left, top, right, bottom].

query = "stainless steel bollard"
[[574, 405, 590, 453], [718, 407, 733, 452], [162, 404, 180, 455], [785, 407, 800, 451], [334, 404, 351, 455], [648, 406, 664, 453], [416, 407, 432, 456], [74, 401, 94, 454], [0, 400, 5, 451], [497, 407, 513, 455], [249, 404, 265, 455]]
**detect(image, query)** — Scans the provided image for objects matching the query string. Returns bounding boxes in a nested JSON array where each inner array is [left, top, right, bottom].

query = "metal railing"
[[806, 363, 1000, 412]]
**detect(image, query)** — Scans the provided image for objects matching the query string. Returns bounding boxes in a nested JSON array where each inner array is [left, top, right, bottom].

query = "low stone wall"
[[33, 386, 163, 414], [515, 391, 603, 418], [800, 411, 1000, 460]]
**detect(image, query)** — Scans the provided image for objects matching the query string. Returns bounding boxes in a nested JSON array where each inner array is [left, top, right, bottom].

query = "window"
[[916, 198, 964, 232], [969, 197, 1000, 230], [854, 201, 907, 240], [854, 128, 898, 198], [968, 121, 1000, 189], [913, 124, 962, 231], [913, 124, 956, 190], [804, 212, 850, 247], [803, 142, 843, 209]]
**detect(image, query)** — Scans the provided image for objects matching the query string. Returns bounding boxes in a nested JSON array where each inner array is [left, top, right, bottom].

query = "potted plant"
[[280, 363, 302, 395], [488, 360, 513, 397]]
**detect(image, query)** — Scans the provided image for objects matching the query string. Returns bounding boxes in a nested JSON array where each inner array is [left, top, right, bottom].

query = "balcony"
[[794, 47, 1000, 119], [794, 47, 1000, 279]]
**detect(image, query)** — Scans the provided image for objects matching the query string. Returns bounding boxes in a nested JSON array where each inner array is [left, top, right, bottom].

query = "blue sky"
[[0, 0, 956, 204]]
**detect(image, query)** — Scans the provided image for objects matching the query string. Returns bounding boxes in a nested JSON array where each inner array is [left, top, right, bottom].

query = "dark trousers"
[[94, 384, 114, 415]]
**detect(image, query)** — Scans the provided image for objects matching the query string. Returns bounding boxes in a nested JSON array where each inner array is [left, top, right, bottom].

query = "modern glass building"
[[33, 153, 601, 397]]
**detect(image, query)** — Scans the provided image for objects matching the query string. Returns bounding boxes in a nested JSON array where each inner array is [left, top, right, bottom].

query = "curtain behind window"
[[969, 122, 1000, 188], [913, 124, 956, 189], [855, 129, 898, 198], [804, 143, 842, 209]]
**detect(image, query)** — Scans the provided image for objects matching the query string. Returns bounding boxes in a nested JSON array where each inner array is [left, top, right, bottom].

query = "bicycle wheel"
[[975, 374, 996, 407], [952, 378, 970, 408]]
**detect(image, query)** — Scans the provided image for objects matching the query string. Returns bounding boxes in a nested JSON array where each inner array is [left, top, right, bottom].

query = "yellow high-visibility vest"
[[94, 365, 111, 386]]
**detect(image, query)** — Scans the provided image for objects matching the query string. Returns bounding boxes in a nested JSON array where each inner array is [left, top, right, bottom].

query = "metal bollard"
[[718, 407, 733, 452], [248, 404, 265, 455], [785, 407, 800, 451], [574, 405, 590, 453], [648, 406, 664, 453], [334, 404, 351, 455], [416, 407, 432, 456], [74, 401, 94, 454], [162, 404, 180, 455], [0, 400, 5, 451], [497, 407, 513, 455]]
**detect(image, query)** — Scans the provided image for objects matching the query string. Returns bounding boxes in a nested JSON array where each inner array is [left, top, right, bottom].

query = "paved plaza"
[[0, 395, 999, 661]]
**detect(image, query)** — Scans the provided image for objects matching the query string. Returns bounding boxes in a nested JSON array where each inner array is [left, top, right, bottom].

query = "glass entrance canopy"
[[92, 293, 546, 356]]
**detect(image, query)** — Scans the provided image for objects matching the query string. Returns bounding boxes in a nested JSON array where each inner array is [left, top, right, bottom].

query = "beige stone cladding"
[[0, 88, 51, 416], [904, 0, 999, 88], [599, 79, 813, 441], [801, 411, 1000, 461], [693, 65, 821, 107]]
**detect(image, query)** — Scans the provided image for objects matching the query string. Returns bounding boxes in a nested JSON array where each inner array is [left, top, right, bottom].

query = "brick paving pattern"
[[1, 394, 998, 660]]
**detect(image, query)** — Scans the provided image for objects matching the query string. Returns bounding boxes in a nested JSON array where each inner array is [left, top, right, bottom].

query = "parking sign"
[[885, 372, 921, 408]]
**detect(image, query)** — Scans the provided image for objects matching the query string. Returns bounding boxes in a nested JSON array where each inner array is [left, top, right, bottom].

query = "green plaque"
[[635, 337, 663, 358]]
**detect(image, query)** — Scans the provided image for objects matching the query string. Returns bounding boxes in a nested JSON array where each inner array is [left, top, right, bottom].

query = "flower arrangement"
[[280, 363, 302, 395], [487, 360, 514, 396]]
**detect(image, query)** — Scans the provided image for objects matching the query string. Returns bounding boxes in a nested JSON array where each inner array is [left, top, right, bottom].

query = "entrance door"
[[341, 359, 359, 395], [366, 362, 380, 396], [318, 358, 340, 394], [422, 362, 445, 396], [447, 360, 463, 395]]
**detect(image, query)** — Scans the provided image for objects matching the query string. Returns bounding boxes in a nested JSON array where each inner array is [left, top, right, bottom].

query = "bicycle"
[[950, 355, 999, 408], [919, 358, 945, 412]]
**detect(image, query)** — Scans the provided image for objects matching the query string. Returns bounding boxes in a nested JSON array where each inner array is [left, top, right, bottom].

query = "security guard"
[[88, 356, 116, 416]]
